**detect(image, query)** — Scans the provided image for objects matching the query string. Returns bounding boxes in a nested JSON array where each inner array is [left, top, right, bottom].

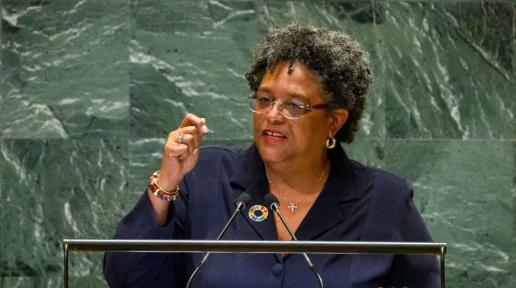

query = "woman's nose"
[[266, 102, 285, 120]]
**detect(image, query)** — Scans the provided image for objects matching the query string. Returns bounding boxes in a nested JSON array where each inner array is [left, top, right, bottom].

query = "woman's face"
[[253, 61, 347, 166]]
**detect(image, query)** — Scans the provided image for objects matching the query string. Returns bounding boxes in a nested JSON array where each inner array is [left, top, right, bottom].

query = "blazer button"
[[271, 263, 283, 275]]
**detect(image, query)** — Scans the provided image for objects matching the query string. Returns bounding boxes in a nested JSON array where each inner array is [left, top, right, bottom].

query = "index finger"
[[180, 113, 209, 134]]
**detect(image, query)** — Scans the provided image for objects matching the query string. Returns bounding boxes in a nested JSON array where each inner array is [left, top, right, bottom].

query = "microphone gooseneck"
[[264, 193, 325, 288], [185, 193, 252, 288]]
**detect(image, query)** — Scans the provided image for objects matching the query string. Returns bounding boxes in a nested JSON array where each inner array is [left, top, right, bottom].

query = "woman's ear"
[[328, 109, 349, 137]]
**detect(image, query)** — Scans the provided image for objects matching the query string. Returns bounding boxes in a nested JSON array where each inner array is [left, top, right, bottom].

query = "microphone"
[[264, 193, 325, 288], [185, 192, 252, 288]]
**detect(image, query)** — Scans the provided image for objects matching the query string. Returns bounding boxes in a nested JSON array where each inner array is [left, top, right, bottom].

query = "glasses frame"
[[248, 95, 330, 120]]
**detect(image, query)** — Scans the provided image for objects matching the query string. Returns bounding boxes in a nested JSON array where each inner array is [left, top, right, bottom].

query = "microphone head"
[[234, 193, 252, 209], [264, 193, 279, 210]]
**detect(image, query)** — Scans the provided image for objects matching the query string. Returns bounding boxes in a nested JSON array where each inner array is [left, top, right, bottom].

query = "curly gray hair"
[[245, 23, 372, 143]]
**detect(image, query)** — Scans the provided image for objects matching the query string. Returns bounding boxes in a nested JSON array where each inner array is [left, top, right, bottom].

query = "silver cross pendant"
[[288, 202, 298, 214]]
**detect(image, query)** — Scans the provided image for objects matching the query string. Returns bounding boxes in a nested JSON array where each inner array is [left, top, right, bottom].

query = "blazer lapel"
[[295, 146, 359, 241], [230, 145, 277, 241]]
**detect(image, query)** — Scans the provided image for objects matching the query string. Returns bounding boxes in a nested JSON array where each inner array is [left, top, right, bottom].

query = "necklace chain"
[[266, 164, 329, 214]]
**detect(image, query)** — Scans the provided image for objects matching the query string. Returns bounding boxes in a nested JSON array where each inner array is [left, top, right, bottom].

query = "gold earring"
[[326, 137, 336, 149]]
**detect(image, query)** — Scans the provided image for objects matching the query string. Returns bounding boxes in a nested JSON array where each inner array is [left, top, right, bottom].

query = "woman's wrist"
[[156, 175, 179, 192], [148, 170, 180, 202]]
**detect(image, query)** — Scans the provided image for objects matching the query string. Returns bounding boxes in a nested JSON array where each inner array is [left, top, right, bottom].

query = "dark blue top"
[[104, 144, 439, 288]]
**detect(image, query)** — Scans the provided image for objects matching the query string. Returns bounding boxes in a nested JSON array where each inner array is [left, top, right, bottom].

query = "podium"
[[63, 239, 447, 287]]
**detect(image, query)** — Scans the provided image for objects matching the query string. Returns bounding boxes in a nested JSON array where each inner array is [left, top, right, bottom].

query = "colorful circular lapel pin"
[[248, 205, 269, 222]]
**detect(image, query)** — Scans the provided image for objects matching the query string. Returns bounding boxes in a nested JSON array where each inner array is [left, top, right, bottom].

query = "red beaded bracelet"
[[148, 170, 179, 201]]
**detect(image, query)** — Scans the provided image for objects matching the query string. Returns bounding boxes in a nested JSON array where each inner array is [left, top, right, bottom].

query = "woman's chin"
[[256, 146, 289, 164]]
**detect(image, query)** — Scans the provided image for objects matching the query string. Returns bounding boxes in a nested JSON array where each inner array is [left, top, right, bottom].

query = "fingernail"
[[201, 125, 209, 133]]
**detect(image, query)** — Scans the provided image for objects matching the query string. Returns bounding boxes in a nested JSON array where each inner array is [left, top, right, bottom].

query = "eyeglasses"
[[248, 95, 329, 120]]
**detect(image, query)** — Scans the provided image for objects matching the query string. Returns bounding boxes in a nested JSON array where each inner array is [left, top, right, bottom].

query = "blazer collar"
[[229, 144, 358, 241], [230, 145, 277, 241], [230, 144, 264, 190], [295, 146, 359, 240]]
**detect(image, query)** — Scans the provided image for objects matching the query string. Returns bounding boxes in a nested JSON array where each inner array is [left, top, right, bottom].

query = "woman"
[[104, 24, 439, 287]]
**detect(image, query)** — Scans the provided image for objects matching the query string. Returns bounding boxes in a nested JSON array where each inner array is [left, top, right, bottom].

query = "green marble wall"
[[0, 0, 513, 287]]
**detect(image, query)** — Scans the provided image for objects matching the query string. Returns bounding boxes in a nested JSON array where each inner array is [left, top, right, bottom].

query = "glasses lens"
[[283, 101, 306, 118], [256, 97, 273, 110], [250, 97, 273, 112], [249, 96, 309, 120]]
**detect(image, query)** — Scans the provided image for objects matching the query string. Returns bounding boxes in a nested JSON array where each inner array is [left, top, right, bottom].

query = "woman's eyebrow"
[[287, 93, 308, 100], [256, 88, 309, 100], [256, 87, 273, 95]]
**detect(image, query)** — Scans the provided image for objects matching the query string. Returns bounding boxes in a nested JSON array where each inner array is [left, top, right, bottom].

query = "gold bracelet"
[[148, 170, 179, 201]]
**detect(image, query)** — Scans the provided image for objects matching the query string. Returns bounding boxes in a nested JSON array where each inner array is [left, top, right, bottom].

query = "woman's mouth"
[[263, 129, 287, 142]]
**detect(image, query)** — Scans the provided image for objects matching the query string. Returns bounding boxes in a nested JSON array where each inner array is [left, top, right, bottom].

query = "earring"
[[326, 137, 336, 149]]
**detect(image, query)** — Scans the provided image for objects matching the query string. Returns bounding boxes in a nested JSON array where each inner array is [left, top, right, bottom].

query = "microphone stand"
[[265, 193, 324, 288], [185, 193, 251, 288]]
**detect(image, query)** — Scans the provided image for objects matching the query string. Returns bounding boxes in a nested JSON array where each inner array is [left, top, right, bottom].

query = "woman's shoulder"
[[194, 144, 247, 170], [199, 144, 245, 157], [199, 144, 243, 156], [350, 160, 413, 200]]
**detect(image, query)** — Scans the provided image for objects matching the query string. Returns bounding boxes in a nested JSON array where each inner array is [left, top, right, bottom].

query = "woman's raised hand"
[[157, 113, 209, 191], [147, 113, 208, 225]]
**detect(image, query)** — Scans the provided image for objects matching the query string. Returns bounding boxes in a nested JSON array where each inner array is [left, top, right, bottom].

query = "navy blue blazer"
[[104, 144, 439, 287]]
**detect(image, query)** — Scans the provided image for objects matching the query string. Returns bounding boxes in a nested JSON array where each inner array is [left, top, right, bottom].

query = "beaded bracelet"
[[148, 170, 179, 201]]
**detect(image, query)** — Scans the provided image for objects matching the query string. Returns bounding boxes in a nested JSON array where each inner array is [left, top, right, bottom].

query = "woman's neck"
[[264, 154, 330, 194]]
